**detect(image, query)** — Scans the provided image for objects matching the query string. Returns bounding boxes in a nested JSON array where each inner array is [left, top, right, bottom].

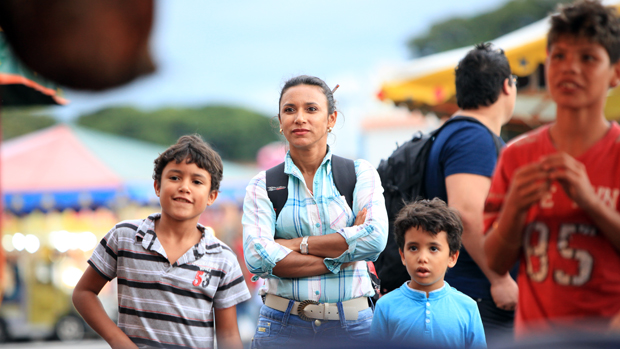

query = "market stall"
[[378, 0, 620, 126]]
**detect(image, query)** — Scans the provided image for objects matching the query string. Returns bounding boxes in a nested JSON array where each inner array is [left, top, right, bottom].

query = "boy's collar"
[[135, 213, 222, 255], [402, 281, 450, 300]]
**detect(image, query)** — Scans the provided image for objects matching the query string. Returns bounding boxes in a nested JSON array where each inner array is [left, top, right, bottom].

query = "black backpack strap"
[[331, 155, 357, 210], [266, 155, 357, 221], [265, 162, 288, 221]]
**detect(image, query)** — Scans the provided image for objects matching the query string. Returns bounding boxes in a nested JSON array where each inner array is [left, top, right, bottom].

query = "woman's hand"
[[353, 208, 367, 226], [275, 208, 368, 252]]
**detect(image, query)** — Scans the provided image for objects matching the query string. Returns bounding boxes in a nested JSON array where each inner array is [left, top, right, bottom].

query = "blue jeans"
[[251, 299, 374, 349]]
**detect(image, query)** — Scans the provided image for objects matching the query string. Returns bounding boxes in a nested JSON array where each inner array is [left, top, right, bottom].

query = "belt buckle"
[[297, 300, 319, 321]]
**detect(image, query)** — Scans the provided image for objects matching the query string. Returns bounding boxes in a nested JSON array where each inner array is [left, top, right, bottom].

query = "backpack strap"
[[331, 155, 356, 210], [265, 155, 357, 221], [265, 162, 288, 220]]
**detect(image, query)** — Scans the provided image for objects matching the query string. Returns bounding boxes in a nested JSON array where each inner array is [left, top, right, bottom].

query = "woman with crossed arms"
[[242, 75, 388, 348]]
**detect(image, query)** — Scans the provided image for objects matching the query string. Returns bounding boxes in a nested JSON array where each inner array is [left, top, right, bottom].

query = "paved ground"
[[0, 339, 109, 348]]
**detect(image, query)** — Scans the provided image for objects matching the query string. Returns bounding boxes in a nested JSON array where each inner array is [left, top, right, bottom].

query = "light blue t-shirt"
[[370, 281, 486, 348]]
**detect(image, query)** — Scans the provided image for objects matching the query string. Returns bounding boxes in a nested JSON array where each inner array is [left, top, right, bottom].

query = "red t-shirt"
[[484, 122, 620, 337]]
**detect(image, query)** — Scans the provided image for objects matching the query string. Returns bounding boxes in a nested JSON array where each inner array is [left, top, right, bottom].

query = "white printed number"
[[524, 222, 594, 286]]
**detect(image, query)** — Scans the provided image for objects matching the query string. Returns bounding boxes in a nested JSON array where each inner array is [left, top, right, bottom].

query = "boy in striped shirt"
[[73, 135, 251, 349]]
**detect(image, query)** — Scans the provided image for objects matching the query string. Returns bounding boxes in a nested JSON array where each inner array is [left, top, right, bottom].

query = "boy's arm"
[[484, 162, 550, 275], [214, 305, 243, 349], [72, 266, 137, 349], [369, 302, 389, 341], [542, 153, 620, 252], [468, 305, 487, 349], [446, 173, 517, 311]]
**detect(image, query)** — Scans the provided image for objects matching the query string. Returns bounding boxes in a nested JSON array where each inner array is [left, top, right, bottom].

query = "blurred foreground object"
[[0, 0, 155, 90], [0, 32, 68, 106]]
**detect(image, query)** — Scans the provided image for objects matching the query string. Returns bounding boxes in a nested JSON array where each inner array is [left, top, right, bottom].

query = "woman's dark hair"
[[393, 198, 463, 256], [278, 75, 337, 115], [455, 42, 512, 110], [548, 0, 620, 64], [153, 134, 223, 192]]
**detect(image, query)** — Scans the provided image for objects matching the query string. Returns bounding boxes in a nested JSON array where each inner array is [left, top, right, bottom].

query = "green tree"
[[77, 105, 279, 161], [1, 107, 57, 139], [408, 0, 572, 57]]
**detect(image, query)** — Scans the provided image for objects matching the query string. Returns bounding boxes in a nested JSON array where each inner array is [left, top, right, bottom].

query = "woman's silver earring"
[[327, 127, 333, 133], [279, 128, 283, 135]]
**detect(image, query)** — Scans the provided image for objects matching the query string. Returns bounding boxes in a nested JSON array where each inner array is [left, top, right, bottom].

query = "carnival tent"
[[1, 125, 257, 215], [378, 0, 620, 120]]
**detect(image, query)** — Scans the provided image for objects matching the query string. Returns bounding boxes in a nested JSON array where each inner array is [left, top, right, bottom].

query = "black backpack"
[[266, 155, 356, 220], [374, 116, 502, 294], [265, 155, 381, 300]]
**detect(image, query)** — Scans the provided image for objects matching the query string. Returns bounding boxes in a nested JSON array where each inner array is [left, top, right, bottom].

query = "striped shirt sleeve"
[[241, 171, 293, 278], [213, 249, 252, 309], [88, 226, 121, 281], [324, 159, 388, 272]]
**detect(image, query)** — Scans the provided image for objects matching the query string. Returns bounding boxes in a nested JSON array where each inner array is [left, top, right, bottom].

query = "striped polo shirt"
[[88, 213, 251, 349]]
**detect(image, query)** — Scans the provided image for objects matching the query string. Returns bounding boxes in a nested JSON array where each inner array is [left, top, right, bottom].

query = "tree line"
[[408, 0, 573, 57], [2, 105, 280, 162]]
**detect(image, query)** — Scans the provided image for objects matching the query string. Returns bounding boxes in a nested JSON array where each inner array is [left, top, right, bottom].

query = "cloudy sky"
[[51, 0, 509, 158]]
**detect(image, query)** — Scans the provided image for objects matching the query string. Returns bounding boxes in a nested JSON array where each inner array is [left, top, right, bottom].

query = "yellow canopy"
[[379, 1, 620, 118]]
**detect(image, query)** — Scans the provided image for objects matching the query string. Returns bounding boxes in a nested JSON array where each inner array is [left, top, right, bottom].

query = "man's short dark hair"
[[153, 134, 223, 192], [393, 198, 463, 255], [548, 0, 620, 64], [455, 42, 512, 110]]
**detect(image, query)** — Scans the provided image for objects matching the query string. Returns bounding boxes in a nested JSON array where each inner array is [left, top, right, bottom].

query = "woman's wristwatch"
[[300, 236, 309, 254]]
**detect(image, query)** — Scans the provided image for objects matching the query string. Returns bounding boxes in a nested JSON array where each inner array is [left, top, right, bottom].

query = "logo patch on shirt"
[[267, 186, 287, 192], [192, 267, 213, 288]]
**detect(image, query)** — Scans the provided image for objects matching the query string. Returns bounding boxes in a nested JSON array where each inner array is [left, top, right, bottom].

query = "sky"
[[51, 0, 510, 158]]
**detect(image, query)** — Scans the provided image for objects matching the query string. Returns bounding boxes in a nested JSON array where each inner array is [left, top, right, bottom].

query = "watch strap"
[[300, 236, 309, 255]]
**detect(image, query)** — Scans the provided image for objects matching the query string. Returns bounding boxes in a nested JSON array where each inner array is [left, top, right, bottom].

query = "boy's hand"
[[609, 310, 620, 332], [109, 338, 139, 349], [505, 162, 550, 214], [541, 153, 597, 211], [490, 274, 518, 311]]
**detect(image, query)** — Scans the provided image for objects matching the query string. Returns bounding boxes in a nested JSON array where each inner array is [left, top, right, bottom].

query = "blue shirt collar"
[[400, 280, 451, 301]]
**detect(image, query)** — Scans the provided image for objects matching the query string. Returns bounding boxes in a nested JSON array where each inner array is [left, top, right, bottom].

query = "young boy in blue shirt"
[[73, 135, 251, 349], [370, 198, 486, 348]]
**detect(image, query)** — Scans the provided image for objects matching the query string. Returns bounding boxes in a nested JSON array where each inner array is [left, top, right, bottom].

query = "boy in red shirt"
[[483, 0, 620, 337]]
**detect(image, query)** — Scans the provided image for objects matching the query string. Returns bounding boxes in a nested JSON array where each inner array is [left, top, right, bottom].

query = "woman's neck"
[[289, 144, 328, 175]]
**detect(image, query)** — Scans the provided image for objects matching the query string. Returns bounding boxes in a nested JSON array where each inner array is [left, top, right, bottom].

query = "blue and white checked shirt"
[[242, 149, 388, 302]]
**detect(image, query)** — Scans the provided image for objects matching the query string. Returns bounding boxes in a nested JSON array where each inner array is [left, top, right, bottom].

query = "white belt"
[[264, 294, 368, 321]]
